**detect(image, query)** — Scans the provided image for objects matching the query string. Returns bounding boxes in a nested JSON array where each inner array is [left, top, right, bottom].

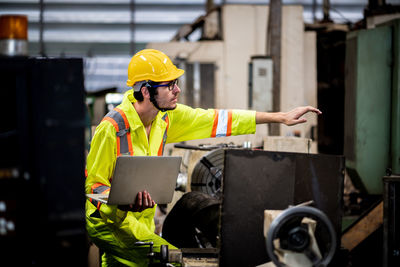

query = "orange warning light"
[[0, 15, 28, 40]]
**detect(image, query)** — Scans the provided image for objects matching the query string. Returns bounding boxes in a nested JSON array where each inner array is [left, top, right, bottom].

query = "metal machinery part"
[[135, 241, 182, 267], [220, 150, 344, 267], [383, 175, 400, 267], [0, 15, 29, 57], [190, 149, 225, 198], [0, 39, 28, 56], [266, 206, 336, 267], [162, 191, 220, 249], [168, 149, 343, 267]]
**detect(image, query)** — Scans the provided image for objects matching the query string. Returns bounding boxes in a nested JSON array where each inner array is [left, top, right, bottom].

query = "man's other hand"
[[283, 106, 322, 126], [255, 106, 321, 125], [118, 190, 155, 212]]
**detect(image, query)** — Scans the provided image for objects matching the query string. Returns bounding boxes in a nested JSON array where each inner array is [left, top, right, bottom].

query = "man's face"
[[154, 80, 180, 110]]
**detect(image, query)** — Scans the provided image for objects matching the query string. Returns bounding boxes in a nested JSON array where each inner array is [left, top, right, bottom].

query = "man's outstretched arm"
[[255, 106, 322, 126]]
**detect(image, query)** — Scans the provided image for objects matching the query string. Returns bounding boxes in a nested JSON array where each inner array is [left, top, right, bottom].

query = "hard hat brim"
[[126, 68, 184, 87]]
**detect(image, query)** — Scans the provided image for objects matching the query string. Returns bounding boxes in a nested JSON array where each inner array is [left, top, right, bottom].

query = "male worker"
[[85, 48, 321, 266]]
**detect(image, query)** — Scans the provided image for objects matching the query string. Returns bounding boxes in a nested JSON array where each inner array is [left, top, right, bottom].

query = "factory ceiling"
[[0, 0, 377, 92]]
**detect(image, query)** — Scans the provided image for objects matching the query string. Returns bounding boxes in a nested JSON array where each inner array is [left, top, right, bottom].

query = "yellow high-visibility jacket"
[[85, 89, 256, 266]]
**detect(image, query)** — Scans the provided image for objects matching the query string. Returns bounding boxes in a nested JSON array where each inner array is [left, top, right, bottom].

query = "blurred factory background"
[[0, 0, 374, 93], [0, 0, 400, 266]]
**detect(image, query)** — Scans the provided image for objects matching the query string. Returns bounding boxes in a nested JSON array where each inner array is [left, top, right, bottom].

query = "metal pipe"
[[323, 0, 331, 22], [266, 0, 282, 136], [206, 0, 214, 12], [312, 0, 317, 23]]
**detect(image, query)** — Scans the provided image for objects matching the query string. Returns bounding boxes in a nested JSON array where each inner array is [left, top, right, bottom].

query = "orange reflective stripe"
[[91, 183, 104, 210], [116, 138, 121, 156], [88, 197, 101, 210], [85, 169, 88, 178], [158, 142, 163, 156], [226, 110, 233, 136], [127, 131, 133, 155], [114, 107, 133, 155], [114, 108, 129, 128], [91, 183, 101, 191], [91, 183, 103, 192], [102, 117, 122, 155], [158, 115, 170, 156], [102, 117, 120, 132], [91, 183, 110, 193], [211, 109, 219, 138]]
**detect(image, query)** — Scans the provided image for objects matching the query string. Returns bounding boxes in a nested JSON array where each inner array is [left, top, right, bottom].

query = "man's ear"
[[141, 86, 150, 99]]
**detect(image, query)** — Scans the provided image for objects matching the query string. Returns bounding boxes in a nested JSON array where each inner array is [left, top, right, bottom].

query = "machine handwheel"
[[266, 206, 336, 267]]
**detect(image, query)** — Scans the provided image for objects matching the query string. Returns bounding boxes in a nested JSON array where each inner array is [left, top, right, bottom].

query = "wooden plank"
[[341, 201, 383, 251], [264, 209, 283, 238]]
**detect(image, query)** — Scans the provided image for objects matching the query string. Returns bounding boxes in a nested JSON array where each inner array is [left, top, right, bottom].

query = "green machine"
[[344, 19, 400, 194]]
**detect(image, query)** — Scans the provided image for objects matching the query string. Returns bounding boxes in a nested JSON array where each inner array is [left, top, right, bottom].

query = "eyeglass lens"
[[168, 79, 178, 90]]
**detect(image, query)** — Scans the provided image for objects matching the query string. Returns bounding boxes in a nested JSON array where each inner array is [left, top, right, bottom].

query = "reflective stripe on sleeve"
[[211, 110, 219, 137], [92, 184, 110, 194], [90, 183, 110, 209], [212, 109, 233, 137]]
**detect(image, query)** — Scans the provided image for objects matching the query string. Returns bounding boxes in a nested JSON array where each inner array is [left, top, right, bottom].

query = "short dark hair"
[[133, 81, 160, 102], [133, 90, 144, 101]]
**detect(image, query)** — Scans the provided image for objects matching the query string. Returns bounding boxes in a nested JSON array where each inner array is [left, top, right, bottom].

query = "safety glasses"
[[151, 79, 178, 91]]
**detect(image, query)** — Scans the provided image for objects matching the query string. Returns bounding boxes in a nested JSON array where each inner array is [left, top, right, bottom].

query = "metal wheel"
[[191, 149, 225, 198], [266, 206, 336, 267]]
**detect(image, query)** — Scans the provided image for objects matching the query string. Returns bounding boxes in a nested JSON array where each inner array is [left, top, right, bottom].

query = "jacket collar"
[[121, 90, 168, 131]]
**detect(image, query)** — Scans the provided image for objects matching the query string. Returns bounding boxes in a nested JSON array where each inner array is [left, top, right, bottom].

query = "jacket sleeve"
[[85, 122, 177, 254], [166, 104, 257, 143], [85, 121, 116, 195]]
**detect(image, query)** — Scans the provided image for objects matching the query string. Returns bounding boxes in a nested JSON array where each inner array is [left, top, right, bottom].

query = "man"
[[85, 49, 321, 266]]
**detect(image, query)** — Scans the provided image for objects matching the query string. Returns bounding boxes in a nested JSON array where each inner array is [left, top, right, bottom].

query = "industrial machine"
[[160, 148, 344, 267], [343, 18, 400, 266], [0, 56, 86, 266], [190, 148, 225, 198], [344, 19, 400, 195]]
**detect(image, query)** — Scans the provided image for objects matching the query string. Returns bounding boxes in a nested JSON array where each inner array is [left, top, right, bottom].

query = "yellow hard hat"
[[126, 49, 184, 87]]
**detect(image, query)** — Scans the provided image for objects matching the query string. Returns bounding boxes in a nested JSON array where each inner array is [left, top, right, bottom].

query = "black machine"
[[162, 148, 345, 267], [0, 57, 86, 266]]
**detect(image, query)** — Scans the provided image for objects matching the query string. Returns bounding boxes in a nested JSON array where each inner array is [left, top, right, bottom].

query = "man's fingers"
[[147, 193, 153, 207], [136, 192, 142, 208], [306, 106, 322, 114], [296, 118, 307, 124], [288, 118, 307, 126], [129, 190, 155, 212], [143, 191, 148, 207]]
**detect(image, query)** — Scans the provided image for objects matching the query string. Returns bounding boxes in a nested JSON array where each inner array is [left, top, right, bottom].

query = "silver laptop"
[[86, 156, 182, 205]]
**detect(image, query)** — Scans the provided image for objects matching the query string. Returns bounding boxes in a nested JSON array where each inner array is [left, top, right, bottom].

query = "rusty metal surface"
[[219, 149, 344, 267]]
